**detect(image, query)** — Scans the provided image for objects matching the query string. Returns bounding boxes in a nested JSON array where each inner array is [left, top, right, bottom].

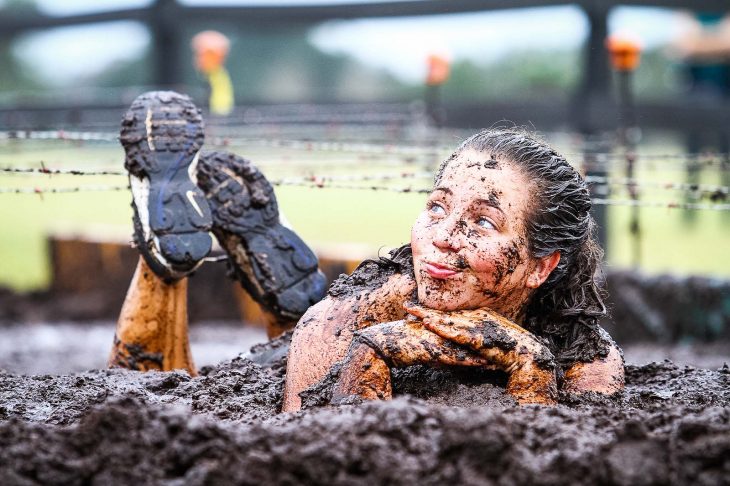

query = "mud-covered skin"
[[562, 328, 625, 394], [333, 307, 558, 405], [330, 320, 494, 404], [285, 242, 620, 410], [407, 152, 622, 396], [109, 257, 196, 375], [411, 151, 544, 317], [405, 304, 556, 370], [196, 151, 327, 327], [108, 336, 164, 371], [283, 250, 416, 411]]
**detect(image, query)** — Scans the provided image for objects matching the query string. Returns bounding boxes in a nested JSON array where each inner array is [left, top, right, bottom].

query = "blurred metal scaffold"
[[1, 0, 729, 134]]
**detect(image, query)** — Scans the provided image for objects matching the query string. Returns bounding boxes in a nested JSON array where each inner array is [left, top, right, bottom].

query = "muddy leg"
[[331, 320, 490, 403], [109, 257, 196, 375]]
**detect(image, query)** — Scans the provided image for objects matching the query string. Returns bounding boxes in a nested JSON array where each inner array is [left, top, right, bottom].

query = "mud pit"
[[0, 330, 728, 485]]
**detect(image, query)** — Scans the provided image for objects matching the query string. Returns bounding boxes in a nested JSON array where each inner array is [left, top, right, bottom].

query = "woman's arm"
[[408, 305, 624, 398], [282, 273, 415, 412], [562, 337, 624, 395], [404, 304, 558, 404]]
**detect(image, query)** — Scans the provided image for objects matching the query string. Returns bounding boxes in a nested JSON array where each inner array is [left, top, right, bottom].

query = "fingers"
[[356, 320, 492, 369], [404, 303, 471, 343], [405, 302, 484, 349], [403, 301, 438, 320], [420, 316, 480, 348]]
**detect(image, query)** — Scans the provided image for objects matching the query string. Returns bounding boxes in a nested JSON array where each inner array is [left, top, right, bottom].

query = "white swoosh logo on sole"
[[186, 190, 204, 217]]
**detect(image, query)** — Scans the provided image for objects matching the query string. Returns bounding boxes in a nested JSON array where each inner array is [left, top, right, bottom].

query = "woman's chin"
[[417, 291, 467, 312]]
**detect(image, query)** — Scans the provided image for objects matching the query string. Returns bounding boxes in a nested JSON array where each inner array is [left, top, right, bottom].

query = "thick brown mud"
[[1, 263, 729, 484], [0, 332, 728, 485]]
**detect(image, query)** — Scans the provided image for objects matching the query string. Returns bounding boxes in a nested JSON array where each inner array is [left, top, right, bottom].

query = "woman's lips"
[[423, 261, 460, 279]]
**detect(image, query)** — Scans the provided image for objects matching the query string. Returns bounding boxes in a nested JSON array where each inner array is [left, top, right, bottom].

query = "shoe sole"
[[120, 91, 213, 280], [197, 151, 327, 320]]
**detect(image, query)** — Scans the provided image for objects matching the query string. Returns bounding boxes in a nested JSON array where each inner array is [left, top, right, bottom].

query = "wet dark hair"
[[435, 127, 608, 365]]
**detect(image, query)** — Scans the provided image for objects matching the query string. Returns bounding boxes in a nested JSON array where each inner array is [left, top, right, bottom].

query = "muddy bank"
[[0, 335, 728, 485]]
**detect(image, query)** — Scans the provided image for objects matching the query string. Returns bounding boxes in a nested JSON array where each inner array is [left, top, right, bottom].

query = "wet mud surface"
[[0, 332, 728, 485], [1, 263, 729, 484]]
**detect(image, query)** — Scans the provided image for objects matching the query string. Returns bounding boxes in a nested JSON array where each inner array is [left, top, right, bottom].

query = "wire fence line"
[[2, 180, 729, 211], [4, 151, 730, 175], [1, 166, 126, 176], [0, 185, 131, 194], [2, 129, 730, 165], [0, 130, 118, 142], [2, 125, 729, 209], [2, 166, 728, 199]]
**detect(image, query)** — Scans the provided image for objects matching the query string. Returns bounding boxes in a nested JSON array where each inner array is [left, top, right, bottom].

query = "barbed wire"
[[584, 176, 729, 200], [3, 130, 730, 166], [0, 130, 118, 142], [205, 136, 445, 156], [590, 198, 730, 211], [0, 185, 130, 194], [1, 166, 126, 176], [2, 166, 729, 199], [211, 112, 418, 125], [2, 180, 729, 210]]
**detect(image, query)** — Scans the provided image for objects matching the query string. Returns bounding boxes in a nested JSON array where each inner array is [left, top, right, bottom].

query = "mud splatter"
[[486, 188, 501, 208], [479, 318, 518, 351], [108, 334, 163, 371], [328, 245, 414, 300]]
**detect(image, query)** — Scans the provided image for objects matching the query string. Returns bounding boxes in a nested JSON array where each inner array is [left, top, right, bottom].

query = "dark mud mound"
[[0, 354, 284, 426], [0, 355, 728, 485]]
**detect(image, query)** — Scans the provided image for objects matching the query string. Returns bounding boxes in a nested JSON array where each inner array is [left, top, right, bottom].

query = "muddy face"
[[410, 149, 539, 318]]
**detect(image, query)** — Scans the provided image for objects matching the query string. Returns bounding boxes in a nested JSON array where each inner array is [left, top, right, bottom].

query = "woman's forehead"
[[439, 152, 524, 191]]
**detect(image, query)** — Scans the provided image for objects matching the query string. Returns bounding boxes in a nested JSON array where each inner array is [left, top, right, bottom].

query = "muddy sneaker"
[[196, 151, 327, 321], [121, 91, 213, 281]]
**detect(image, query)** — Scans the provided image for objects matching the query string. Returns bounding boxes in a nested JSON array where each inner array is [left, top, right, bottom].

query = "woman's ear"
[[526, 252, 560, 289]]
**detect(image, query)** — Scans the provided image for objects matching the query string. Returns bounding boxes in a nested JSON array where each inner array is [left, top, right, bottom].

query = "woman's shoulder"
[[327, 244, 415, 300]]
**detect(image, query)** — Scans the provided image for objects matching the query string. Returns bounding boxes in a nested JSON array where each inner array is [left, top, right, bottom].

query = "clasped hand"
[[404, 302, 558, 404]]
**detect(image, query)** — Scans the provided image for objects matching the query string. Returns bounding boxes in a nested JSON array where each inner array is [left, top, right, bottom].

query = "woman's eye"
[[428, 202, 446, 216], [477, 217, 495, 230]]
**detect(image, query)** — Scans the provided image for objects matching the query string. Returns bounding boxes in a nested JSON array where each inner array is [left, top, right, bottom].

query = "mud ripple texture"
[[0, 338, 728, 485]]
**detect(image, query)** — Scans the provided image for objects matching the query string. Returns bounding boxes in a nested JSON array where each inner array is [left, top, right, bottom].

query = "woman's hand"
[[404, 302, 558, 405]]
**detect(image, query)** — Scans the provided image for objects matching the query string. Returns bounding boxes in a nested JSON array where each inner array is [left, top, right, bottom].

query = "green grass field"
[[1, 139, 729, 291]]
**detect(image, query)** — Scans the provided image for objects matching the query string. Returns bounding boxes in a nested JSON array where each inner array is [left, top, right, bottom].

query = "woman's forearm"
[[562, 343, 624, 395]]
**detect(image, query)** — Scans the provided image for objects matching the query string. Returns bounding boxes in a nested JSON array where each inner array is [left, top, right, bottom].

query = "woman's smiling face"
[[411, 148, 542, 317]]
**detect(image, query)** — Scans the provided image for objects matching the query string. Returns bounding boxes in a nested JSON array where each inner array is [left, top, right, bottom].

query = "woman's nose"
[[432, 219, 464, 251]]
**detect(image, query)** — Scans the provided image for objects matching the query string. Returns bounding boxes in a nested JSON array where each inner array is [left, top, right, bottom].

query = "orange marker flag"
[[606, 34, 642, 72], [426, 54, 451, 86]]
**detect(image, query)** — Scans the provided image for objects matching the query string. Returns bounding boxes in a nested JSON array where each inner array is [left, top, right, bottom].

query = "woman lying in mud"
[[109, 91, 622, 409], [282, 128, 624, 410]]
